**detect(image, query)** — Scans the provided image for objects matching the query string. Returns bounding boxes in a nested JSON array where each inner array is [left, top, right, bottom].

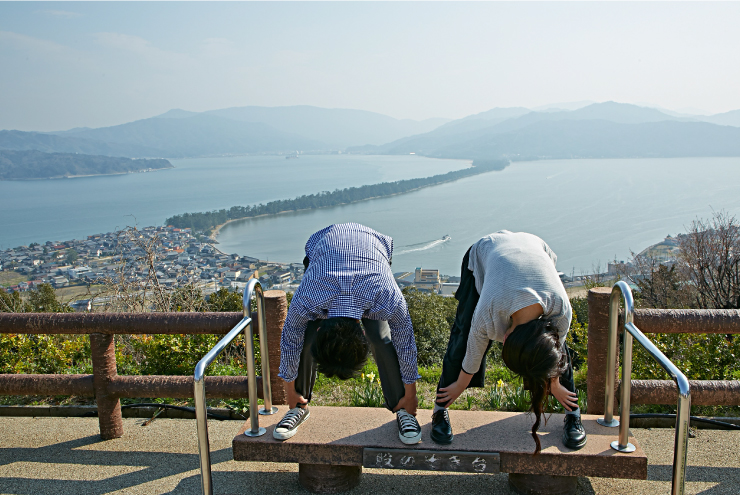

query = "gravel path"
[[0, 417, 737, 494]]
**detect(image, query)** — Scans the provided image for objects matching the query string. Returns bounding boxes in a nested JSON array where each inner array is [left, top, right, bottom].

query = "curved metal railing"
[[598, 281, 691, 495], [194, 279, 278, 495]]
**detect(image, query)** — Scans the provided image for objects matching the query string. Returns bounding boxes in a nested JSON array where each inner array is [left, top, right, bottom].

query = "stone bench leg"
[[298, 464, 362, 493], [508, 473, 578, 495]]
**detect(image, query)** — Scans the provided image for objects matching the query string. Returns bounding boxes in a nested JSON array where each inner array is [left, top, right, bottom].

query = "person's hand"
[[393, 383, 418, 416], [436, 369, 474, 408], [286, 380, 308, 409], [436, 380, 467, 408], [550, 377, 578, 412]]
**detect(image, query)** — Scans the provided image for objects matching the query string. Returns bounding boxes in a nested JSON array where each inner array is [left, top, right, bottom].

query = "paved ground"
[[0, 416, 737, 495]]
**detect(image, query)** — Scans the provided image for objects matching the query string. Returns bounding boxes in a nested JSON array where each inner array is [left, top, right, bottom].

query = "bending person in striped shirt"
[[274, 223, 422, 445], [432, 231, 586, 453]]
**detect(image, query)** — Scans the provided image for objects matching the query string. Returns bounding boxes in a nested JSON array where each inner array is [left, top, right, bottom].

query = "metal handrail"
[[194, 279, 278, 495], [598, 281, 691, 495]]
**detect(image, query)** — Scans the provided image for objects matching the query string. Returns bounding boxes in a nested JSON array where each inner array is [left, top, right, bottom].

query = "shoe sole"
[[563, 435, 587, 450], [272, 410, 310, 440], [430, 431, 453, 445], [399, 429, 422, 445]]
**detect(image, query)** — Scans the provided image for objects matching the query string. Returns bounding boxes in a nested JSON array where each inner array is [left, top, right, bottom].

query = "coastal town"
[[0, 226, 307, 309], [0, 226, 467, 309], [0, 224, 681, 310]]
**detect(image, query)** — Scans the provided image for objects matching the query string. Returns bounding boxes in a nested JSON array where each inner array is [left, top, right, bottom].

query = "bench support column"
[[508, 473, 578, 495], [298, 464, 362, 493]]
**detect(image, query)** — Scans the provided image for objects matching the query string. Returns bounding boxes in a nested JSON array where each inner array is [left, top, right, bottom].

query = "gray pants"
[[294, 318, 406, 411]]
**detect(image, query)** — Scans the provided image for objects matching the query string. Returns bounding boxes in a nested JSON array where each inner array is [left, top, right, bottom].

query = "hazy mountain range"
[[351, 102, 740, 159], [1, 102, 740, 163], [0, 106, 449, 159]]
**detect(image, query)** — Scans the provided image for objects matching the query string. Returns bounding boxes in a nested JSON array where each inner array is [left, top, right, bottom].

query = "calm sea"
[[3, 155, 740, 276], [0, 155, 468, 249], [216, 157, 740, 276]]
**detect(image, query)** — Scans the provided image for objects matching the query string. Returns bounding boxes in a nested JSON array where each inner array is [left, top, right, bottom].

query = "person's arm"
[[386, 299, 420, 385], [278, 296, 313, 386]]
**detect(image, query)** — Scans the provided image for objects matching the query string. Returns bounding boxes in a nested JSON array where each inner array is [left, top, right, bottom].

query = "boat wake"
[[395, 236, 451, 256]]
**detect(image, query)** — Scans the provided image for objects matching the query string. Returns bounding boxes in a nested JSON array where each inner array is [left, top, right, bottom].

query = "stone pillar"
[[264, 290, 287, 405], [508, 473, 577, 495], [298, 464, 362, 493], [90, 333, 123, 439], [587, 287, 614, 416]]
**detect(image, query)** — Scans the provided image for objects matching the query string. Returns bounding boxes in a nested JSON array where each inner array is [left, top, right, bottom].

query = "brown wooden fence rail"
[[587, 287, 740, 415], [0, 290, 288, 440]]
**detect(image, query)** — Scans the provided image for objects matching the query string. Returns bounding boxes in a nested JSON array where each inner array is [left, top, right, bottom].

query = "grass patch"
[[0, 270, 28, 288]]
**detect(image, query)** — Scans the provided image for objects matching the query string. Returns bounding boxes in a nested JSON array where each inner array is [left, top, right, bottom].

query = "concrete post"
[[298, 464, 362, 493], [509, 473, 578, 495], [264, 290, 287, 405], [90, 333, 123, 439], [586, 287, 615, 416]]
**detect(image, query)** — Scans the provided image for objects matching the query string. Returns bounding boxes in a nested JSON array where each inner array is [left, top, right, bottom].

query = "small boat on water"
[[442, 235, 451, 241]]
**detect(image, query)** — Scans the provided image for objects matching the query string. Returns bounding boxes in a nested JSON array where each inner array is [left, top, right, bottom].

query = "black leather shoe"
[[430, 409, 453, 445], [562, 414, 587, 449]]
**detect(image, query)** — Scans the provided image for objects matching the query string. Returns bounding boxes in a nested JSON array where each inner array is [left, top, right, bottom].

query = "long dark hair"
[[501, 318, 566, 454]]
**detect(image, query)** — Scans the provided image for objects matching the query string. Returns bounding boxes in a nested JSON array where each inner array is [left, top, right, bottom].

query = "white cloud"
[[0, 30, 69, 54]]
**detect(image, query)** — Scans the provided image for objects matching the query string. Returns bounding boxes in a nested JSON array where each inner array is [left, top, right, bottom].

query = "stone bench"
[[232, 406, 647, 494]]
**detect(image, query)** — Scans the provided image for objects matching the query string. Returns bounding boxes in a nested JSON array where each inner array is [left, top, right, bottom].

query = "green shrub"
[[402, 287, 457, 367], [566, 304, 588, 370], [570, 296, 589, 325], [207, 288, 243, 312], [632, 333, 740, 381], [0, 334, 90, 374]]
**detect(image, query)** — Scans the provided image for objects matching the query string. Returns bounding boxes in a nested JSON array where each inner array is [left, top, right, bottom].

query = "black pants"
[[435, 248, 576, 407], [294, 318, 406, 412]]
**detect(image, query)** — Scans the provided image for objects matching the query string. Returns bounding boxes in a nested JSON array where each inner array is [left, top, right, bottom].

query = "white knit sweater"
[[461, 231, 572, 374]]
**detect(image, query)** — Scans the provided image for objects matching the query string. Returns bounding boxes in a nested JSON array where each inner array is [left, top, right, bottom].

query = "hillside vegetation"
[[0, 149, 173, 180]]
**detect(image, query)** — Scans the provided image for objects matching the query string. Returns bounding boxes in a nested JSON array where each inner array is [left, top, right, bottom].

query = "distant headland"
[[0, 149, 173, 180]]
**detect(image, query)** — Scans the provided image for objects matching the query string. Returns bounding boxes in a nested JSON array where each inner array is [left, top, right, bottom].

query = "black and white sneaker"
[[272, 407, 310, 440], [396, 409, 422, 445]]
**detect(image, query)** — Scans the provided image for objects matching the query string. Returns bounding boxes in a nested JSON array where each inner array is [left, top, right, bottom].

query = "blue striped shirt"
[[278, 223, 419, 384]]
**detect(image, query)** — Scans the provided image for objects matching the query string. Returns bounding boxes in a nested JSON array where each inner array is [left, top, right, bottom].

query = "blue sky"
[[1, 2, 739, 131]]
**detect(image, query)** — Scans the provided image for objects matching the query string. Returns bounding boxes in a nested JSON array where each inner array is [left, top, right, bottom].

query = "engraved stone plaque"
[[363, 448, 500, 474]]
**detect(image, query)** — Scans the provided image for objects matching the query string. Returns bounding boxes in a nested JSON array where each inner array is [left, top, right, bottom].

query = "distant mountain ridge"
[[434, 120, 740, 159], [0, 130, 164, 158], [2, 101, 740, 161], [353, 102, 740, 160], [0, 105, 451, 158], [201, 105, 449, 148], [700, 109, 740, 127], [57, 113, 323, 158]]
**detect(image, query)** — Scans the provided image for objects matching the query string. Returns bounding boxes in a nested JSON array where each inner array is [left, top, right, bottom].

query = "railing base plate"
[[597, 418, 620, 428], [259, 406, 279, 415], [611, 441, 636, 453], [244, 427, 267, 437]]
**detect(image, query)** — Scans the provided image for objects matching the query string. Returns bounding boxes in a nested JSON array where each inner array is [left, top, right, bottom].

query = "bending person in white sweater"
[[431, 231, 586, 453]]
